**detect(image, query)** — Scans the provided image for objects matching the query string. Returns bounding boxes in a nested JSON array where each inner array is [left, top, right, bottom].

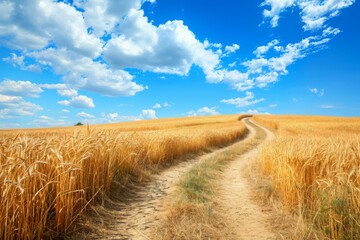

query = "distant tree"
[[74, 122, 84, 126]]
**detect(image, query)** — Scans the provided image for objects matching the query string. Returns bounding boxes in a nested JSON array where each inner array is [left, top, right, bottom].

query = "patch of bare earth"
[[215, 120, 278, 240]]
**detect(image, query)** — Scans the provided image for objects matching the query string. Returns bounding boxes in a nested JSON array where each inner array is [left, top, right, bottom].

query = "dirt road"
[[77, 121, 252, 239], [216, 119, 276, 239], [76, 119, 278, 239]]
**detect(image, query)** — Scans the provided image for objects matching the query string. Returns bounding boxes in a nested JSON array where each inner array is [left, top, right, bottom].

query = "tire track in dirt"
[[216, 119, 277, 240], [75, 122, 252, 240]]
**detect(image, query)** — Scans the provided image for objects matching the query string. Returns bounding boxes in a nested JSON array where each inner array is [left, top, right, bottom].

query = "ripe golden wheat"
[[254, 115, 360, 239], [0, 115, 248, 239]]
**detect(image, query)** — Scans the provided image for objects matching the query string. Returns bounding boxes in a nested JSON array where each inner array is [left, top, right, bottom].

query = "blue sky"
[[0, 0, 359, 128]]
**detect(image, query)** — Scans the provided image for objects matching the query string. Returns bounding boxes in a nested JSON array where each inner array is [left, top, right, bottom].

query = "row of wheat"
[[0, 115, 247, 239], [254, 115, 360, 239]]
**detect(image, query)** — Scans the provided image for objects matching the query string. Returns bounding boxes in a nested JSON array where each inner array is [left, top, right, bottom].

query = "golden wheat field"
[[0, 115, 248, 239], [254, 115, 360, 239]]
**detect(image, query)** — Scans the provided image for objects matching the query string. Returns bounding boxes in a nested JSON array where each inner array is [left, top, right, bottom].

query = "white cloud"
[[261, 0, 355, 31], [3, 53, 41, 72], [86, 112, 142, 124], [229, 61, 237, 67], [241, 27, 340, 89], [187, 107, 219, 116], [153, 103, 161, 109], [221, 91, 265, 108], [39, 115, 51, 120], [246, 109, 260, 114], [269, 104, 278, 108], [253, 39, 279, 57], [29, 48, 144, 97], [104, 112, 141, 122], [103, 9, 246, 88], [224, 44, 240, 55], [62, 109, 70, 113], [261, 0, 295, 27], [58, 95, 95, 108], [0, 1, 145, 97], [152, 102, 170, 109], [140, 109, 157, 119], [309, 88, 325, 96], [38, 83, 67, 90], [107, 112, 119, 121], [76, 0, 155, 37], [0, 94, 42, 117], [104, 12, 220, 77], [57, 89, 78, 98], [0, 0, 102, 57], [0, 80, 43, 98], [77, 111, 95, 119]]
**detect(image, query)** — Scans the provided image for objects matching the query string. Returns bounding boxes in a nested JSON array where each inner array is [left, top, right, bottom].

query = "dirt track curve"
[[216, 119, 276, 239], [76, 119, 274, 239]]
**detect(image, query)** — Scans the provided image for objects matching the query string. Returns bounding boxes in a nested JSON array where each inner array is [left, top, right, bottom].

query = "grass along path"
[[154, 119, 269, 239]]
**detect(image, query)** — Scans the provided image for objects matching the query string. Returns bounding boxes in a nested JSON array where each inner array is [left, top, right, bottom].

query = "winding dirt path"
[[77, 121, 252, 240], [77, 119, 278, 239], [216, 119, 276, 240]]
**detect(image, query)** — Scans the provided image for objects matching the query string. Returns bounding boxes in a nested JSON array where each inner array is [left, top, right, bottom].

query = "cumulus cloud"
[[103, 9, 248, 87], [38, 83, 67, 90], [29, 48, 144, 97], [309, 88, 325, 96], [153, 103, 161, 109], [77, 111, 95, 118], [253, 39, 279, 58], [140, 109, 157, 119], [0, 94, 42, 117], [187, 107, 219, 116], [261, 0, 355, 31], [75, 0, 155, 37], [57, 89, 78, 98], [241, 27, 340, 89], [104, 12, 220, 77], [224, 44, 240, 56], [107, 112, 120, 121], [221, 92, 265, 108], [3, 53, 41, 72], [0, 0, 145, 97], [104, 112, 141, 122], [0, 0, 102, 56], [38, 115, 51, 120], [58, 95, 95, 108], [0, 80, 43, 98], [152, 102, 170, 109], [0, 79, 94, 110]]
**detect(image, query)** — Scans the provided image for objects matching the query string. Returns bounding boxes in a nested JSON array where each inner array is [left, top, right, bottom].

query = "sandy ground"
[[216, 119, 276, 240]]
